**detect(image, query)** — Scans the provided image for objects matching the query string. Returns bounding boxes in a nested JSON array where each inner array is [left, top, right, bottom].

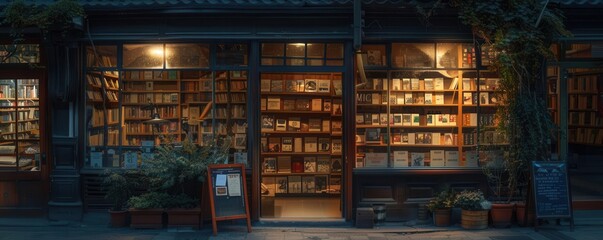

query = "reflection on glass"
[[436, 43, 458, 68], [0, 79, 40, 172], [362, 44, 387, 66], [262, 43, 284, 57], [123, 44, 164, 68], [326, 44, 344, 59], [0, 44, 40, 64], [166, 44, 209, 68], [217, 44, 248, 66], [286, 43, 305, 57], [566, 43, 599, 58], [307, 43, 325, 58], [391, 43, 434, 68], [86, 45, 117, 67]]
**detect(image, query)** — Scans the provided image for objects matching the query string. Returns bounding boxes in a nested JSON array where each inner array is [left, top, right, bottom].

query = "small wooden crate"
[[355, 207, 375, 228]]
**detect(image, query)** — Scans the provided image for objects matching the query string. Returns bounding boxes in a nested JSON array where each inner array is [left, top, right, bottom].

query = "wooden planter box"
[[129, 208, 164, 229], [461, 209, 488, 230], [432, 208, 451, 227], [490, 203, 514, 228], [109, 210, 128, 228], [166, 208, 202, 229]]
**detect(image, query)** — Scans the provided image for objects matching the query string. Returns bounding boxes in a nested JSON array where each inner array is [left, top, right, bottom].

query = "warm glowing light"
[[149, 47, 164, 56]]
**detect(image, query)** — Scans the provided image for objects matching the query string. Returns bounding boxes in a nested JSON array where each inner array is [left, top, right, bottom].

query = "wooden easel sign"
[[531, 161, 574, 231], [207, 163, 252, 236]]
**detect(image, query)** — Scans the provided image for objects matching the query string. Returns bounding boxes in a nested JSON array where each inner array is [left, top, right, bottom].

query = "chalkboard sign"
[[531, 161, 573, 219], [207, 164, 251, 236]]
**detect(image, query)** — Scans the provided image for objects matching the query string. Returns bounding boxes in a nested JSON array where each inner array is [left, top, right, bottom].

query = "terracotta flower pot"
[[461, 209, 488, 230], [109, 209, 128, 228], [490, 203, 514, 228], [129, 208, 164, 229], [166, 208, 202, 229], [433, 208, 451, 227]]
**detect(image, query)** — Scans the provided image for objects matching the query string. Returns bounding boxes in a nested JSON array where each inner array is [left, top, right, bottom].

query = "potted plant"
[[426, 188, 456, 227], [137, 134, 231, 229], [102, 171, 138, 227], [455, 189, 491, 230], [127, 191, 169, 229], [481, 150, 520, 228]]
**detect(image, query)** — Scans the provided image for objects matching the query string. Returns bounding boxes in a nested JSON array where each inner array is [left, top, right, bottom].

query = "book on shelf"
[[234, 133, 247, 149], [392, 114, 402, 126], [445, 151, 459, 167], [295, 99, 310, 111], [283, 99, 296, 111], [425, 93, 433, 104], [275, 118, 287, 131], [434, 78, 444, 90], [268, 137, 281, 152], [276, 177, 288, 193], [308, 118, 322, 132], [292, 158, 304, 173], [331, 139, 342, 154], [379, 113, 388, 125], [462, 78, 472, 90], [316, 156, 331, 173], [285, 80, 297, 92], [391, 133, 402, 144], [281, 137, 293, 152], [370, 114, 379, 125], [304, 137, 318, 152], [261, 98, 267, 110], [305, 79, 318, 92], [263, 157, 277, 173], [463, 92, 473, 105], [405, 93, 414, 104], [411, 152, 425, 167], [262, 177, 276, 196], [331, 158, 342, 172], [303, 156, 317, 173], [331, 120, 342, 133], [311, 98, 322, 111], [323, 99, 332, 112], [322, 119, 331, 132], [365, 128, 381, 143], [267, 97, 281, 110], [315, 175, 328, 193], [288, 175, 302, 193], [318, 79, 331, 93], [371, 93, 381, 104], [364, 152, 388, 168], [261, 115, 274, 131], [332, 79, 342, 96], [355, 155, 364, 168], [277, 156, 292, 173], [332, 100, 342, 115], [271, 80, 283, 92], [318, 138, 331, 152], [424, 78, 434, 90], [392, 78, 401, 91], [464, 151, 479, 167], [261, 79, 271, 92], [302, 176, 316, 193], [287, 117, 301, 131], [294, 137, 303, 152], [430, 150, 445, 167], [410, 78, 420, 90], [479, 92, 489, 105], [393, 151, 409, 167]]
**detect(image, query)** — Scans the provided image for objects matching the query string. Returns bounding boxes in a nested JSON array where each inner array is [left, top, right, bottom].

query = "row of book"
[[569, 127, 603, 145], [357, 150, 482, 168], [261, 79, 341, 95], [123, 81, 178, 91], [358, 129, 456, 145], [88, 129, 119, 146], [262, 137, 342, 154], [262, 156, 342, 174], [568, 75, 599, 93], [363, 78, 454, 91], [262, 97, 342, 114], [126, 70, 179, 80], [569, 111, 603, 126], [261, 175, 341, 196], [569, 94, 598, 110], [261, 115, 342, 133], [181, 80, 213, 92], [356, 113, 458, 127], [90, 107, 119, 127], [123, 93, 178, 104]]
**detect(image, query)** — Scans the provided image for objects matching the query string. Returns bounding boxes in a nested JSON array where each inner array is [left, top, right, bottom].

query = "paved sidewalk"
[[0, 210, 600, 240]]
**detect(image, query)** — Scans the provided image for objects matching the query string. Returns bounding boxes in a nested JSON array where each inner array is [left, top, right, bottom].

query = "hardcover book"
[[445, 150, 459, 167], [285, 80, 297, 92], [276, 177, 288, 194], [294, 137, 303, 152], [331, 139, 342, 154], [261, 115, 274, 131], [392, 78, 401, 90], [318, 79, 331, 93], [393, 151, 409, 167], [411, 152, 425, 167], [283, 99, 296, 111], [292, 158, 304, 173], [305, 79, 318, 92], [288, 176, 302, 193], [315, 175, 328, 193], [331, 158, 343, 172], [303, 157, 317, 173], [308, 118, 322, 132], [295, 99, 310, 111], [316, 156, 331, 173], [263, 157, 277, 173], [304, 137, 318, 152], [318, 138, 331, 152], [364, 152, 388, 168], [275, 118, 287, 131], [268, 137, 281, 152], [430, 150, 445, 167], [267, 97, 281, 110], [277, 156, 291, 173], [365, 128, 381, 143], [311, 98, 322, 111], [271, 79, 283, 92], [434, 78, 444, 90], [302, 176, 316, 193], [261, 79, 271, 92], [281, 137, 293, 152], [287, 117, 301, 131]]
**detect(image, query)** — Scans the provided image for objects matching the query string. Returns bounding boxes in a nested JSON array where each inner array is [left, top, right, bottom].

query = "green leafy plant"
[[102, 171, 141, 211], [426, 188, 456, 212], [454, 190, 491, 211], [129, 135, 231, 209], [127, 191, 171, 209], [1, 0, 85, 41], [449, 0, 571, 203]]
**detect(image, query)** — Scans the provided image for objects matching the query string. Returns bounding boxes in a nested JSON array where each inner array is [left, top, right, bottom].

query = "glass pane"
[[123, 44, 164, 69], [391, 43, 435, 68], [17, 107, 39, 140], [326, 60, 344, 66], [436, 43, 459, 68], [0, 44, 40, 64], [18, 79, 39, 106], [166, 44, 209, 68], [262, 43, 284, 57], [361, 44, 387, 67], [216, 44, 248, 66], [18, 141, 39, 171], [307, 43, 324, 58], [86, 45, 117, 67], [286, 43, 305, 57], [326, 44, 344, 59], [286, 58, 305, 66], [481, 44, 497, 66], [262, 58, 284, 66], [307, 59, 324, 66], [0, 79, 16, 99]]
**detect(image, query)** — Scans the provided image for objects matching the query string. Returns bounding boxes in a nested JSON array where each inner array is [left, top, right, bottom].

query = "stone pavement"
[[0, 210, 601, 240]]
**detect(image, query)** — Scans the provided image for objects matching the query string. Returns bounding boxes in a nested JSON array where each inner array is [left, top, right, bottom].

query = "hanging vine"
[[450, 0, 571, 200]]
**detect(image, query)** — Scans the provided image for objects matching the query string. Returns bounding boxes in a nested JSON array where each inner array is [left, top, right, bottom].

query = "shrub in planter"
[[455, 190, 491, 230], [127, 192, 170, 229], [426, 188, 455, 227], [102, 171, 139, 228]]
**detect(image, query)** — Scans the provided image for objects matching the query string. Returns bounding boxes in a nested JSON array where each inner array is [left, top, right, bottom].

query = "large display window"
[[84, 43, 248, 169]]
